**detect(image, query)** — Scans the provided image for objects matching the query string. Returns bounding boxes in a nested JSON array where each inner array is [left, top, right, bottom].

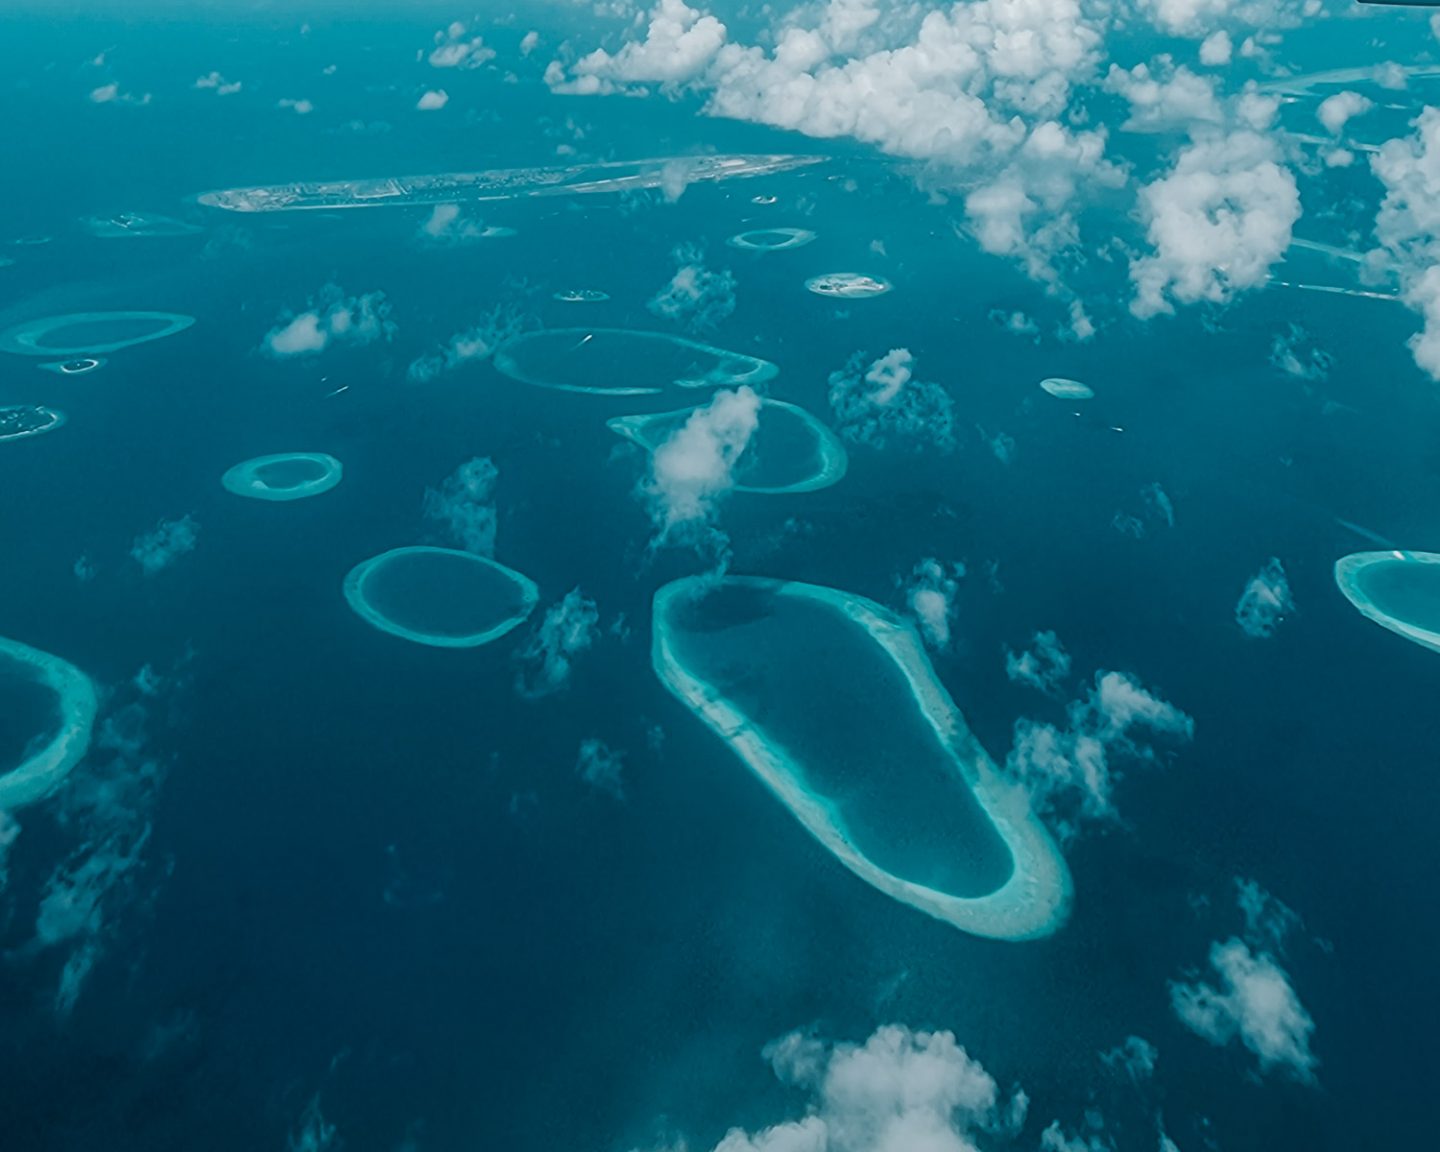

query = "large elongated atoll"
[[222, 453, 343, 502], [0, 311, 195, 356], [609, 397, 847, 494], [0, 634, 99, 810], [1335, 550, 1440, 655], [344, 546, 539, 648], [197, 155, 825, 213], [652, 575, 1072, 940], [0, 405, 66, 442], [492, 328, 778, 396]]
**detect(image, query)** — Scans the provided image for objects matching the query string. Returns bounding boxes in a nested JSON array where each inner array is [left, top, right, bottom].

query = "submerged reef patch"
[[0, 312, 195, 356], [609, 397, 847, 494], [729, 227, 816, 252], [1335, 551, 1440, 655], [1040, 377, 1094, 400], [492, 328, 778, 396], [84, 212, 203, 239], [221, 452, 343, 502], [344, 546, 538, 648], [0, 634, 99, 810], [0, 405, 66, 442], [806, 272, 892, 299], [652, 575, 1072, 940], [553, 289, 610, 303]]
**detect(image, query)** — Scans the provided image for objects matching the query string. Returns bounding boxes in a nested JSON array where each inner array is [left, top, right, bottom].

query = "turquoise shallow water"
[[1353, 560, 1440, 633]]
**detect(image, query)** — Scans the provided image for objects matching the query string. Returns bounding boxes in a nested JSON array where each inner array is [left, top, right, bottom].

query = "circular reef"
[[0, 405, 66, 443], [344, 546, 539, 648], [728, 227, 816, 252], [805, 272, 892, 299], [0, 311, 195, 357], [1039, 377, 1094, 400], [39, 357, 106, 376], [651, 574, 1072, 940], [492, 328, 778, 396], [609, 397, 847, 494], [222, 452, 344, 502], [0, 634, 99, 810], [1335, 550, 1440, 655]]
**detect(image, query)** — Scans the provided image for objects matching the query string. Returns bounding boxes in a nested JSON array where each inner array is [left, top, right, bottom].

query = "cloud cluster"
[[1234, 557, 1294, 638], [515, 589, 601, 699], [1006, 667, 1194, 834], [194, 71, 242, 95], [261, 283, 395, 358], [905, 558, 965, 650], [407, 305, 528, 383], [423, 457, 499, 556], [130, 514, 199, 576], [644, 386, 761, 539], [428, 22, 496, 70], [1269, 324, 1333, 381], [828, 349, 955, 451], [1005, 630, 1071, 694], [575, 737, 626, 800], [1370, 108, 1440, 380], [647, 245, 737, 330], [1170, 880, 1316, 1082]]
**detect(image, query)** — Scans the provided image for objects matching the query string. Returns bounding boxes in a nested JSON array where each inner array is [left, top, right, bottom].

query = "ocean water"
[[2, 3, 1440, 1151]]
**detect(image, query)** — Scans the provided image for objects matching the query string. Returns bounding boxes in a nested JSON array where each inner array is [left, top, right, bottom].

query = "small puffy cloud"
[[90, 82, 150, 105], [1100, 1035, 1158, 1082], [407, 304, 529, 383], [422, 456, 499, 556], [277, 97, 314, 114], [550, 0, 727, 95], [1269, 324, 1333, 381], [575, 738, 625, 800], [130, 515, 198, 575], [194, 71, 241, 95], [1006, 670, 1193, 833], [1171, 940, 1316, 1081], [1130, 130, 1299, 318], [1103, 60, 1222, 132], [261, 283, 395, 358], [1317, 90, 1373, 137], [416, 89, 449, 110], [647, 245, 736, 330], [1235, 557, 1294, 638], [828, 349, 955, 452], [906, 558, 964, 650], [428, 22, 497, 70], [1198, 30, 1232, 66], [516, 589, 601, 699], [520, 31, 540, 57], [645, 386, 760, 537], [1006, 630, 1071, 694]]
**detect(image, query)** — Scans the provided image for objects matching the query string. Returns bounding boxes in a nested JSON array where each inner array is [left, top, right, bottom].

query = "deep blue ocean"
[[2, 4, 1439, 1151]]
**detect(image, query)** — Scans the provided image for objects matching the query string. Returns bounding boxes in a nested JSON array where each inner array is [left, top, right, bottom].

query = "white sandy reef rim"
[[0, 634, 99, 810], [221, 452, 344, 502], [652, 575, 1072, 941], [1335, 550, 1440, 655]]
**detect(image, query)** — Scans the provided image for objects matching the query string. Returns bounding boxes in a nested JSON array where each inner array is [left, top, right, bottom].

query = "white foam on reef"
[[84, 212, 203, 238], [1040, 377, 1094, 400], [492, 328, 778, 396], [1335, 550, 1440, 655], [652, 575, 1073, 941], [805, 272, 892, 299], [39, 357, 106, 376], [0, 405, 66, 442], [221, 452, 343, 502], [0, 634, 99, 810], [0, 311, 195, 356], [553, 289, 609, 303], [728, 227, 816, 252], [344, 545, 539, 649], [608, 398, 847, 494]]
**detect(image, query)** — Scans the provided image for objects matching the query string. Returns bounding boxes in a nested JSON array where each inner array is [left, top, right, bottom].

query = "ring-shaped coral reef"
[[222, 452, 344, 502], [0, 634, 99, 810], [0, 311, 195, 356]]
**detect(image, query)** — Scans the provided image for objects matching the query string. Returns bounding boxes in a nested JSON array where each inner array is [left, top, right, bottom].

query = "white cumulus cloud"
[[261, 284, 395, 358]]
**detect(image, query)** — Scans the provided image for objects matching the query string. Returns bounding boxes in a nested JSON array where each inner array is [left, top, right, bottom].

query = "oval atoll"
[[553, 289, 610, 303], [729, 227, 816, 252], [0, 634, 99, 810], [805, 272, 892, 299], [609, 397, 847, 494], [222, 452, 344, 502], [0, 405, 66, 442], [39, 357, 106, 376], [1040, 377, 1094, 400], [344, 546, 539, 648], [1335, 550, 1440, 655], [651, 575, 1072, 940], [492, 328, 778, 396], [0, 311, 195, 357]]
